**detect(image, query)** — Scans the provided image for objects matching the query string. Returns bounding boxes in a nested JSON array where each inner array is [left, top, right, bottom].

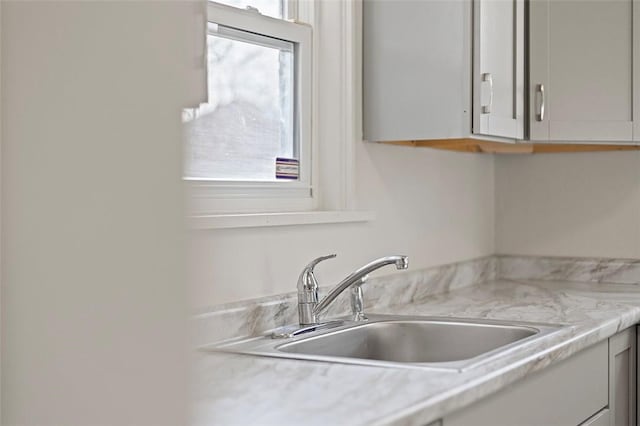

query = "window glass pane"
[[183, 24, 296, 182], [212, 0, 286, 19]]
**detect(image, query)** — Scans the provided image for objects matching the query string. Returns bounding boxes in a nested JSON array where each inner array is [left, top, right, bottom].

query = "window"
[[185, 1, 313, 214], [183, 24, 295, 182]]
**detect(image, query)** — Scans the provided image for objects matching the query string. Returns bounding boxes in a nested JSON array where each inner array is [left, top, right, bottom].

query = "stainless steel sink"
[[205, 314, 564, 371], [279, 320, 538, 363]]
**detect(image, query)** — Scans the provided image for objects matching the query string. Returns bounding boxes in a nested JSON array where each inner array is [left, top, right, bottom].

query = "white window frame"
[[190, 0, 374, 229], [187, 1, 314, 215]]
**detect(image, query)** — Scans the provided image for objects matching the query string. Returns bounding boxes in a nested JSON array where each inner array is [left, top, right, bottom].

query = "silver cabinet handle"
[[481, 73, 493, 114], [536, 83, 545, 121]]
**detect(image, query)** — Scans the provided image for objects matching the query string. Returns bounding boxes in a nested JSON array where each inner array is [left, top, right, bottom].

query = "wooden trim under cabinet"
[[381, 139, 640, 154]]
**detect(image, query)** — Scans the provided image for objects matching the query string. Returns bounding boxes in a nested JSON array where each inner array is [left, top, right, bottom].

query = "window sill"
[[189, 210, 375, 230]]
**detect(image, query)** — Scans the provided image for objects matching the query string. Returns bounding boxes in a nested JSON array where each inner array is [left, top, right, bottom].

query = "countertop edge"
[[375, 286, 640, 425]]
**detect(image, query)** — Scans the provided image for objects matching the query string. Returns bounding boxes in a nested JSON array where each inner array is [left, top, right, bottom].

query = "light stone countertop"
[[191, 279, 640, 426]]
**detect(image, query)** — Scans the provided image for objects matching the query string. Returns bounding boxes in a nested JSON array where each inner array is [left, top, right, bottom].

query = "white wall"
[[187, 1, 640, 312], [188, 1, 496, 308], [495, 152, 640, 258], [2, 2, 191, 424], [190, 143, 495, 307]]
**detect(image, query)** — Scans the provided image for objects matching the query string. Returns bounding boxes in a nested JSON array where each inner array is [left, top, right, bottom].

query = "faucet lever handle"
[[305, 254, 337, 270], [297, 254, 337, 295]]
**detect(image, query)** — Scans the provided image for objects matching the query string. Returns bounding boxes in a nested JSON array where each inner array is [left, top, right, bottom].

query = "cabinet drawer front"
[[444, 340, 608, 426]]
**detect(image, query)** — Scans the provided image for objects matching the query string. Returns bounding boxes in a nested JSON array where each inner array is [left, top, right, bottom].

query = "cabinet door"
[[610, 327, 636, 426], [472, 0, 524, 140], [529, 0, 634, 142], [443, 340, 608, 426], [363, 0, 471, 141]]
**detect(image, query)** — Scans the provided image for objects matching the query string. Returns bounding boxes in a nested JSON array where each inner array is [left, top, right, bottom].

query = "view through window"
[[183, 21, 296, 181]]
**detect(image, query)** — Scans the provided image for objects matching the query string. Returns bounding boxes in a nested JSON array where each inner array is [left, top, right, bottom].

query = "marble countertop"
[[192, 279, 640, 426]]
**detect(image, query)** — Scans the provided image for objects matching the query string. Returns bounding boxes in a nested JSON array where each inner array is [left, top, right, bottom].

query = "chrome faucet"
[[297, 254, 409, 326]]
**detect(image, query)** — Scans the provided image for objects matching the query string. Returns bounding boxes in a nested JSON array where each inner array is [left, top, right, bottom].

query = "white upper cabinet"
[[362, 0, 471, 142], [363, 0, 524, 143], [363, 0, 640, 146], [473, 0, 525, 140], [529, 0, 635, 142]]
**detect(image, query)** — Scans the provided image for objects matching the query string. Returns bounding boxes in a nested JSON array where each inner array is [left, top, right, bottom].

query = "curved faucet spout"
[[313, 255, 409, 319]]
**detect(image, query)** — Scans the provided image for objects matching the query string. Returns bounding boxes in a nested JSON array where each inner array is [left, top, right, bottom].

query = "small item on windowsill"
[[275, 157, 299, 180]]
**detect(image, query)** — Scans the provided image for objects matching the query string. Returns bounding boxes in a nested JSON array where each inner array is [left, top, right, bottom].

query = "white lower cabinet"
[[610, 328, 636, 426], [441, 327, 637, 426]]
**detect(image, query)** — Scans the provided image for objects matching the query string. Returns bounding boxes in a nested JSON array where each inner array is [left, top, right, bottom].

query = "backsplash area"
[[193, 256, 497, 345], [194, 254, 640, 346], [498, 255, 640, 284]]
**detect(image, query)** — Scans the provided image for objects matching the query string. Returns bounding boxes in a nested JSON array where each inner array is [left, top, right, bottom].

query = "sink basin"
[[206, 314, 564, 371], [278, 320, 537, 363]]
